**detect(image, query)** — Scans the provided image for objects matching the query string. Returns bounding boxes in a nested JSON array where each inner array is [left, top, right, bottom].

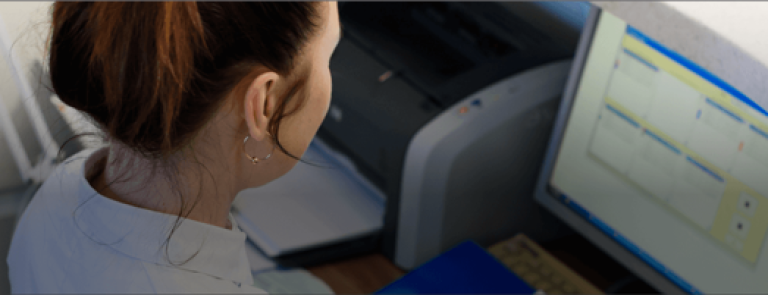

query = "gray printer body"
[[315, 2, 576, 269]]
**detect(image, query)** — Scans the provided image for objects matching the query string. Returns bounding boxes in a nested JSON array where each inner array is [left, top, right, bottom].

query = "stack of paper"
[[232, 138, 385, 258]]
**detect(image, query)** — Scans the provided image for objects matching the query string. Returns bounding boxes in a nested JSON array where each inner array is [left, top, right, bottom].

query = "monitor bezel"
[[533, 5, 688, 294]]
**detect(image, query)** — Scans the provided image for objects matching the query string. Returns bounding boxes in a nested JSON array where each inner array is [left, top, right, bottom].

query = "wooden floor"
[[307, 253, 406, 294]]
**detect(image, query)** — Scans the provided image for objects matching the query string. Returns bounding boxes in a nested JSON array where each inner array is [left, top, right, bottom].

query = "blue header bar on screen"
[[625, 26, 768, 118]]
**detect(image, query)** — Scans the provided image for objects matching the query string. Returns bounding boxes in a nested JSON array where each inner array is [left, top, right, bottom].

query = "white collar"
[[72, 147, 254, 285]]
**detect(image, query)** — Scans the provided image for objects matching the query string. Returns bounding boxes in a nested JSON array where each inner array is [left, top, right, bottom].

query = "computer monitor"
[[534, 5, 768, 294]]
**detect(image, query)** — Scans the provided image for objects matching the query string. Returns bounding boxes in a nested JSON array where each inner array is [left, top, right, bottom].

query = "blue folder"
[[376, 241, 535, 294]]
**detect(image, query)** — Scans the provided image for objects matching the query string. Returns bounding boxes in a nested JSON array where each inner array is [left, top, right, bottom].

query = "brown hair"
[[48, 2, 322, 264], [50, 2, 322, 159]]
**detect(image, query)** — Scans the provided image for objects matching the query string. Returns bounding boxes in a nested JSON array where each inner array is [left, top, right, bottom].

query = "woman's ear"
[[244, 72, 280, 142]]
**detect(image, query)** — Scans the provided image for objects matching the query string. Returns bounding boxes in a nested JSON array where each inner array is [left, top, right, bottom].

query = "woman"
[[8, 2, 340, 293]]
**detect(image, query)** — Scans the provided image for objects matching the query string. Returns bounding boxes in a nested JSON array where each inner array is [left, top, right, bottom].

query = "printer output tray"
[[232, 139, 386, 267]]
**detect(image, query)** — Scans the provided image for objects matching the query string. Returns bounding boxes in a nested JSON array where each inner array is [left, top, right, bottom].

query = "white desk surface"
[[593, 2, 768, 107]]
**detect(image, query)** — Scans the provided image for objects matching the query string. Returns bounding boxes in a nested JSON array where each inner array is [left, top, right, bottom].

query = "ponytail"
[[52, 2, 211, 156]]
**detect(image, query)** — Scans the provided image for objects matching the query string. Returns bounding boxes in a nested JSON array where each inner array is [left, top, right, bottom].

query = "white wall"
[[0, 2, 58, 190], [594, 1, 768, 110]]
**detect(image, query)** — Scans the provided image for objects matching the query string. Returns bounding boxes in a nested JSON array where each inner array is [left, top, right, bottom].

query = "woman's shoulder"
[[9, 146, 268, 294], [142, 263, 269, 294], [11, 147, 110, 256], [7, 146, 152, 293], [8, 146, 105, 265], [19, 147, 103, 218]]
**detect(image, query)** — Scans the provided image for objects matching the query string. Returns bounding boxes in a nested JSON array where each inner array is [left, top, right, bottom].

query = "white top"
[[7, 147, 267, 294]]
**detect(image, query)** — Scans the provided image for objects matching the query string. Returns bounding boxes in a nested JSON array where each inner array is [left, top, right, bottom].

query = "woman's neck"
[[90, 144, 238, 230]]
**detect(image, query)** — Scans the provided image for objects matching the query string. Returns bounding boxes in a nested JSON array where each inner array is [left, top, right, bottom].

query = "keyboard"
[[488, 234, 603, 294]]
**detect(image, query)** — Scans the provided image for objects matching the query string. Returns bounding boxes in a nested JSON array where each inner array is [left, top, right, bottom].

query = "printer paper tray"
[[232, 138, 385, 258]]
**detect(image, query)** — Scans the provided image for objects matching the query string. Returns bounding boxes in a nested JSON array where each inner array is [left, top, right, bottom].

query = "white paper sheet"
[[232, 138, 385, 257], [244, 239, 277, 274]]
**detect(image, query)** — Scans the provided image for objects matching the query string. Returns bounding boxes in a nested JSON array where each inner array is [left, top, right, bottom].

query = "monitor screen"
[[542, 8, 768, 294]]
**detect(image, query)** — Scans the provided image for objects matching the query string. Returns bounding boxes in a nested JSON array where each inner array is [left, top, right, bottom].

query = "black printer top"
[[338, 2, 572, 108]]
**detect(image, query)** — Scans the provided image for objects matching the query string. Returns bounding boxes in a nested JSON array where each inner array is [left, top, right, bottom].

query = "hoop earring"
[[243, 135, 276, 164]]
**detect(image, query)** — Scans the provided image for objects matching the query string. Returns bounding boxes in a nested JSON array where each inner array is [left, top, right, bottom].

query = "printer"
[[233, 2, 582, 270], [314, 2, 578, 269]]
